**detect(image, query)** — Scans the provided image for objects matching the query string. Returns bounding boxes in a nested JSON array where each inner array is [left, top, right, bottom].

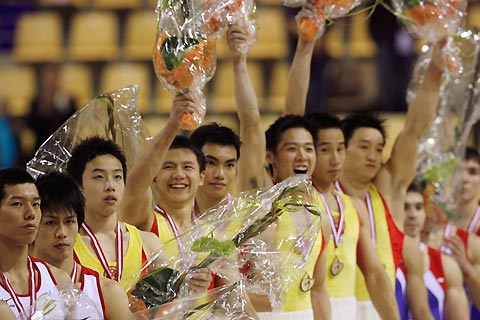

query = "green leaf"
[[132, 267, 181, 308], [192, 237, 236, 256], [403, 0, 422, 9], [161, 36, 200, 71]]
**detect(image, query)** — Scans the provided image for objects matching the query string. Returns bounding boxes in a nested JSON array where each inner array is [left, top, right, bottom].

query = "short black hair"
[[190, 122, 241, 159], [0, 168, 36, 203], [265, 115, 317, 154], [407, 181, 424, 195], [36, 172, 85, 230], [465, 146, 480, 165], [66, 136, 127, 187], [170, 135, 206, 171], [306, 112, 343, 136], [341, 113, 387, 147]]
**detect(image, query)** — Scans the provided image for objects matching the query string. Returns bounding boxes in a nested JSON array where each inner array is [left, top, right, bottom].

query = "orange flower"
[[152, 32, 215, 90], [180, 112, 199, 130]]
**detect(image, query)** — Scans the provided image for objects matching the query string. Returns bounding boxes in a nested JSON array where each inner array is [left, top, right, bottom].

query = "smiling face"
[[458, 159, 480, 205], [404, 191, 426, 238], [267, 127, 316, 183], [343, 127, 384, 182], [81, 154, 125, 218], [0, 183, 41, 246], [198, 143, 237, 202], [34, 210, 78, 266], [312, 128, 345, 189], [154, 148, 205, 208]]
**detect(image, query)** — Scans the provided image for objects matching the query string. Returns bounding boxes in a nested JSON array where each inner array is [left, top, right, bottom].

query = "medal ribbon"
[[70, 261, 79, 283], [318, 191, 345, 249], [334, 181, 376, 246], [440, 223, 453, 255], [155, 206, 195, 267], [468, 205, 480, 233], [0, 257, 36, 315], [81, 222, 123, 282]]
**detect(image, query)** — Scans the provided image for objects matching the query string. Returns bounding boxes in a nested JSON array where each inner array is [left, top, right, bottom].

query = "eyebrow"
[[9, 195, 41, 201], [91, 168, 123, 173], [205, 155, 237, 163], [282, 142, 314, 146], [358, 139, 385, 146], [318, 141, 345, 146], [43, 213, 77, 219]]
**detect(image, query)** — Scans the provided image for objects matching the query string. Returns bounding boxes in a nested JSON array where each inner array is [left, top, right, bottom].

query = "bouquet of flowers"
[[281, 0, 363, 41], [26, 86, 150, 179], [19, 287, 102, 320], [389, 0, 467, 74], [415, 32, 480, 220], [153, 0, 256, 130], [129, 175, 323, 317]]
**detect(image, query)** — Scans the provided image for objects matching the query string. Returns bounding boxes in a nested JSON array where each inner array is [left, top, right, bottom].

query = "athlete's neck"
[[338, 174, 371, 199], [0, 242, 30, 278], [83, 212, 119, 234], [56, 256, 75, 276], [195, 191, 226, 215], [157, 202, 194, 231], [455, 199, 480, 229], [313, 179, 334, 195]]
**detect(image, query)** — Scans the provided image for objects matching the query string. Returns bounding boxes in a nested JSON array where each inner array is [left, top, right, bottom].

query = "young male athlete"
[[449, 147, 480, 234], [307, 112, 399, 319], [404, 182, 468, 319], [285, 6, 444, 319], [190, 123, 240, 213], [33, 172, 132, 319], [67, 136, 211, 294], [0, 168, 71, 318]]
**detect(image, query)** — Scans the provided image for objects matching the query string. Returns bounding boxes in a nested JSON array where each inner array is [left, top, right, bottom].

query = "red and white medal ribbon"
[[81, 222, 123, 282], [70, 261, 79, 283], [467, 205, 480, 233], [155, 206, 194, 268], [0, 257, 36, 315], [319, 192, 345, 249], [335, 181, 376, 246], [440, 223, 453, 255]]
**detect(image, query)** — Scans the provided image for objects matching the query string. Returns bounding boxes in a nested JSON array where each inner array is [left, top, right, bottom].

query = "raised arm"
[[376, 43, 443, 224], [119, 93, 195, 230], [229, 21, 271, 191], [353, 199, 400, 319], [284, 3, 321, 116]]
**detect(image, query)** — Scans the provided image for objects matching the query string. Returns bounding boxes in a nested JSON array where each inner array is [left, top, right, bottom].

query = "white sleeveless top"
[[77, 265, 105, 319], [0, 257, 65, 318]]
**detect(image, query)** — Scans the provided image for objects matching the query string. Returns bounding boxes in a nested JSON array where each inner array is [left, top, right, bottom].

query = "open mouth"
[[169, 184, 188, 190], [293, 168, 308, 174]]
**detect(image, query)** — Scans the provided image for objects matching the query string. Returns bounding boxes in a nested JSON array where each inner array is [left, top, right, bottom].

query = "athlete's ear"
[[198, 170, 205, 186]]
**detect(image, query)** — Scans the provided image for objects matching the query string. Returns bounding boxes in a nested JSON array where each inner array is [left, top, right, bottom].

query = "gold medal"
[[330, 256, 344, 276], [300, 272, 315, 292]]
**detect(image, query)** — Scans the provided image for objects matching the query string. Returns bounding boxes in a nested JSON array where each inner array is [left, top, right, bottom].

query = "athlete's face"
[[404, 191, 426, 238], [34, 210, 78, 266], [199, 143, 237, 201], [0, 183, 41, 246], [312, 128, 345, 188], [154, 148, 205, 207], [458, 159, 480, 204], [267, 127, 316, 182], [344, 127, 384, 182], [81, 155, 125, 218]]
